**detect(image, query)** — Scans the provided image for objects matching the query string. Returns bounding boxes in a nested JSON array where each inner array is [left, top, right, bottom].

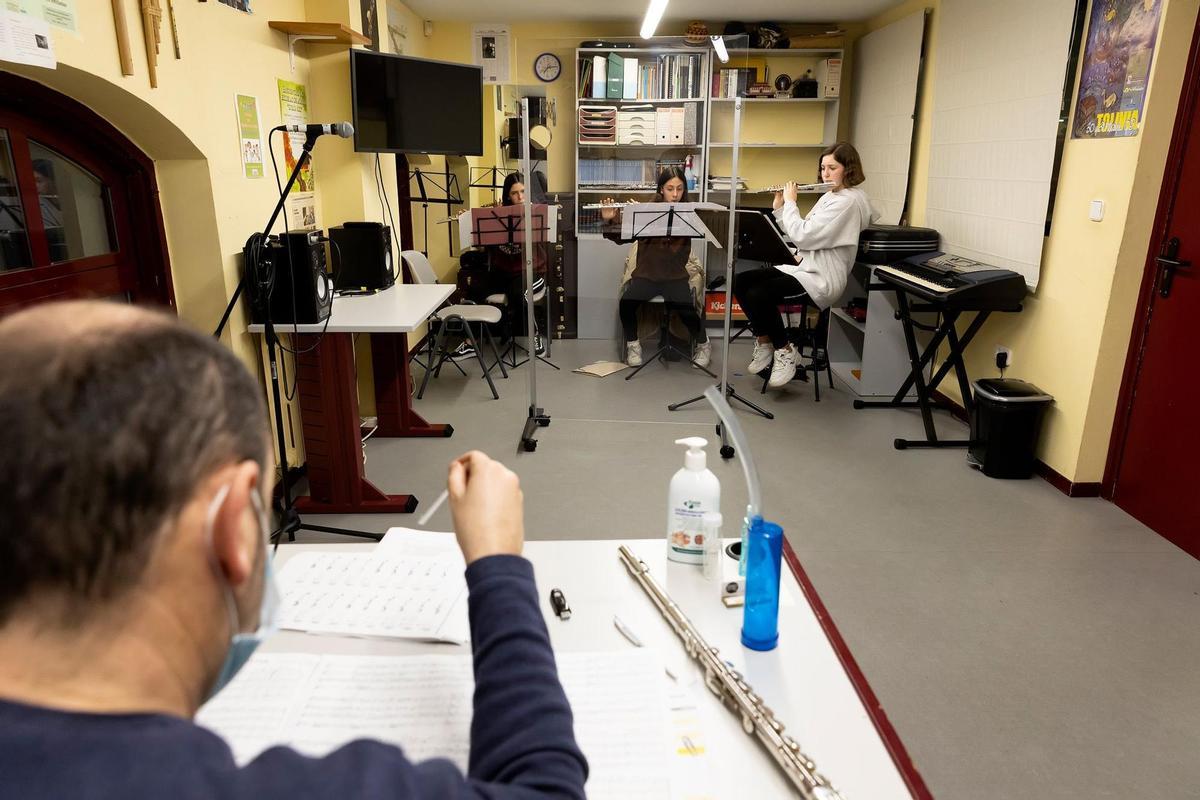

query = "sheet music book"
[[197, 650, 672, 799], [618, 202, 726, 246], [276, 529, 469, 644]]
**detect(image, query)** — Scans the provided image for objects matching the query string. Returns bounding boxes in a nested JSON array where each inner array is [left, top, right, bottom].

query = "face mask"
[[203, 483, 280, 700]]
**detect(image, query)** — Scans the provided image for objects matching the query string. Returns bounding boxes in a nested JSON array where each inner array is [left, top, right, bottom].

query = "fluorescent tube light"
[[710, 35, 729, 63], [640, 0, 668, 39]]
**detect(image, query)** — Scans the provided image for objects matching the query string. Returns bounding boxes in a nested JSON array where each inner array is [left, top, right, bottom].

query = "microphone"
[[279, 122, 354, 138]]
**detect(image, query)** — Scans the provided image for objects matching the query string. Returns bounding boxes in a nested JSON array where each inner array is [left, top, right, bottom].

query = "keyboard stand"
[[852, 288, 993, 450]]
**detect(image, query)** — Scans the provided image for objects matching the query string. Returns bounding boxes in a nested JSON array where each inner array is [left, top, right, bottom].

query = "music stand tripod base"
[[520, 405, 551, 451]]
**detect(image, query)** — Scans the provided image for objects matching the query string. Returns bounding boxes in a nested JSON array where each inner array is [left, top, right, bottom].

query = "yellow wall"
[[857, 0, 1199, 483]]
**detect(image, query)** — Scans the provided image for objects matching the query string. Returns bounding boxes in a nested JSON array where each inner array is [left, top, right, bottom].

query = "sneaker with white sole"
[[693, 340, 712, 368], [625, 340, 643, 367], [767, 346, 797, 387], [748, 341, 773, 373], [448, 342, 477, 362]]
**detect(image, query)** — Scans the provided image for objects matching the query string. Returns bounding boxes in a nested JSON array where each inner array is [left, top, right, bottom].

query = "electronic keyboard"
[[873, 252, 1027, 311]]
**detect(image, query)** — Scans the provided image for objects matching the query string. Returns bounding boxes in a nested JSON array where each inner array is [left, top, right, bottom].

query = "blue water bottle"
[[740, 517, 783, 651]]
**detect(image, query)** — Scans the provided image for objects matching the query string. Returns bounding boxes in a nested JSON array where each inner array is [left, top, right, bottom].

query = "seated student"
[[463, 172, 549, 356], [733, 142, 874, 388], [600, 166, 711, 369], [0, 301, 587, 799]]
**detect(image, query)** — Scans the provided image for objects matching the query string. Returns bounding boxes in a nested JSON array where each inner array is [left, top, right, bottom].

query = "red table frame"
[[292, 331, 452, 514]]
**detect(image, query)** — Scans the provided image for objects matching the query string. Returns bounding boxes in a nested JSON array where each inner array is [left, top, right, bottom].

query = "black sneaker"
[[534, 333, 546, 356], [448, 342, 477, 361]]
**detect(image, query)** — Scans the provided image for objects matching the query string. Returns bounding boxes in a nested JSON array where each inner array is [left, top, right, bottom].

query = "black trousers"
[[619, 277, 704, 343], [732, 268, 809, 349]]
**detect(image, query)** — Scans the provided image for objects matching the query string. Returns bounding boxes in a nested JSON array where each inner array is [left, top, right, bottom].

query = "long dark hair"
[[654, 166, 689, 202], [818, 142, 865, 187], [501, 172, 523, 206]]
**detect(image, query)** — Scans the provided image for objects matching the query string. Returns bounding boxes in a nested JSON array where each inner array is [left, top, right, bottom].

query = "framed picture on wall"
[[360, 0, 380, 52]]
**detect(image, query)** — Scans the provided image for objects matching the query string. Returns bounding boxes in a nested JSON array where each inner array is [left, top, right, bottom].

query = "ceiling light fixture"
[[710, 35, 729, 64], [640, 0, 669, 40]]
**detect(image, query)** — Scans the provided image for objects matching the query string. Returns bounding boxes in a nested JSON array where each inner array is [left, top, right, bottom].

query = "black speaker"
[[247, 230, 332, 325], [328, 222, 395, 291]]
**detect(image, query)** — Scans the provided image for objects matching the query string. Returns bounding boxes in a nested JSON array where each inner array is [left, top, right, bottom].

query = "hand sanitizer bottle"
[[667, 437, 720, 564], [684, 155, 697, 191]]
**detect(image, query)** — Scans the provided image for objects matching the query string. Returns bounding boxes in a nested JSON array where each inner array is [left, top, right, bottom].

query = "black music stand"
[[409, 167, 463, 259], [619, 203, 719, 380], [466, 204, 559, 372], [469, 165, 518, 204], [669, 209, 799, 421]]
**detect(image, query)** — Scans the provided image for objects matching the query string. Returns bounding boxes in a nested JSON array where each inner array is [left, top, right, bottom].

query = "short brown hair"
[[0, 302, 269, 626], [819, 142, 866, 187]]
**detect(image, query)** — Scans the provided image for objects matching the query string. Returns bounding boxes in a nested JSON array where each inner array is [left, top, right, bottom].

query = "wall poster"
[[277, 79, 317, 229], [359, 0, 379, 52], [1072, 0, 1163, 138], [472, 24, 511, 84], [4, 0, 75, 32], [235, 94, 264, 179]]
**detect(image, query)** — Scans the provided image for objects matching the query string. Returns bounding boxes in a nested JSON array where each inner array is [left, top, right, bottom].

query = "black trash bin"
[[968, 379, 1053, 479]]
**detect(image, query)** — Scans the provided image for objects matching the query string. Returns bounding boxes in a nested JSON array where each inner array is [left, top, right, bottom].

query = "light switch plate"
[[1089, 199, 1105, 222]]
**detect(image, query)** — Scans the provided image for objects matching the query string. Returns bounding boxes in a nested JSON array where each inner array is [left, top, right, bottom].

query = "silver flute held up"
[[617, 546, 845, 800], [759, 181, 838, 193]]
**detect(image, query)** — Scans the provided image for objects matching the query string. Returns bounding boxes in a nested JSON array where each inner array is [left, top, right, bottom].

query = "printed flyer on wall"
[[278, 79, 317, 229], [4, 0, 75, 33], [1072, 0, 1163, 139], [235, 94, 264, 179]]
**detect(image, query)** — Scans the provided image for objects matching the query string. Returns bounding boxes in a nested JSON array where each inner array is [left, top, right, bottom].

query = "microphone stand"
[[214, 129, 380, 543]]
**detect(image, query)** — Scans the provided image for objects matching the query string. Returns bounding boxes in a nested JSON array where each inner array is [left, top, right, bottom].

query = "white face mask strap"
[[203, 483, 244, 639]]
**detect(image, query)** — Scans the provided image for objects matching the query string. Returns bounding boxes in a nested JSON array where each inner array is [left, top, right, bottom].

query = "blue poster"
[[1072, 0, 1163, 138]]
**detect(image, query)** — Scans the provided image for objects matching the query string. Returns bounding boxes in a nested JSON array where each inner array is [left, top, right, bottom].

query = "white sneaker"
[[748, 341, 773, 373], [767, 347, 798, 388], [693, 340, 712, 368], [625, 340, 643, 367]]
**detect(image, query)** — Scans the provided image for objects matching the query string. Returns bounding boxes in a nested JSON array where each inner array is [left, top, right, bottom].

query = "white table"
[[248, 283, 454, 514], [267, 538, 929, 799]]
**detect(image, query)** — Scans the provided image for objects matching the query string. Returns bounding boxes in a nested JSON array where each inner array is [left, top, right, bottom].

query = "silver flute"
[[618, 546, 845, 800], [758, 181, 837, 193]]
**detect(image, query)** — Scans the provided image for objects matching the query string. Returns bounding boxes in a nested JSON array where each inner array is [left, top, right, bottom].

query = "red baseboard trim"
[[929, 391, 1101, 499], [782, 540, 935, 799], [1034, 462, 1102, 498]]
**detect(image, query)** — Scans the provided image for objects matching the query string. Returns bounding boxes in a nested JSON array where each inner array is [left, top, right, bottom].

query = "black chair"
[[625, 295, 716, 381], [758, 294, 834, 401]]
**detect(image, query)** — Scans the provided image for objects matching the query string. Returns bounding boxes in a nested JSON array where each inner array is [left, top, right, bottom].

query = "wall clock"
[[534, 52, 562, 83]]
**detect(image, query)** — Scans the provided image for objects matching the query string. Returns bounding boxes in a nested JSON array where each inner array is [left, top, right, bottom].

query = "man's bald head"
[[0, 301, 269, 626]]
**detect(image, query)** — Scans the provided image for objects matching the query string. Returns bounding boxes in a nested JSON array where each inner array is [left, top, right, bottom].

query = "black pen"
[[549, 588, 571, 620]]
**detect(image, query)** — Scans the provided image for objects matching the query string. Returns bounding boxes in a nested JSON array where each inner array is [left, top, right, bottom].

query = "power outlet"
[[995, 345, 1013, 370]]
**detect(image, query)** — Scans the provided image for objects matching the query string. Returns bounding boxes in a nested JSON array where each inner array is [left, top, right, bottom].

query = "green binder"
[[607, 53, 623, 99]]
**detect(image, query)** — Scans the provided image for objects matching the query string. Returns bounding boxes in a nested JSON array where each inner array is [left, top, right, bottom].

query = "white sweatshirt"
[[771, 186, 874, 308]]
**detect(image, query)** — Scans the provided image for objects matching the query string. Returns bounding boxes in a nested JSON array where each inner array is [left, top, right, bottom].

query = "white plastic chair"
[[403, 250, 508, 400]]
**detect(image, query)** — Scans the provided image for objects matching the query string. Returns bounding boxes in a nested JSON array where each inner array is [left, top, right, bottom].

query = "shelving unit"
[[574, 45, 712, 339]]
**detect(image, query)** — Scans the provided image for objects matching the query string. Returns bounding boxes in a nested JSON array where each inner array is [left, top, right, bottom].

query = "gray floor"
[[298, 338, 1200, 800]]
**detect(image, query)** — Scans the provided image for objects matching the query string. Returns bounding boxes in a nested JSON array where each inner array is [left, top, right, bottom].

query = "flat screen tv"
[[350, 50, 483, 156]]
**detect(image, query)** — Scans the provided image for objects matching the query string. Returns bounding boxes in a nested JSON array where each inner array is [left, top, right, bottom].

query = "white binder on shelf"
[[816, 57, 842, 99], [655, 109, 671, 144], [622, 57, 638, 100], [592, 54, 607, 99], [670, 107, 684, 144]]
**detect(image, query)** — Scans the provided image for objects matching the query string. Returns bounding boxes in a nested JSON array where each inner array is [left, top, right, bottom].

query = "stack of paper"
[[275, 528, 469, 644], [198, 650, 672, 800]]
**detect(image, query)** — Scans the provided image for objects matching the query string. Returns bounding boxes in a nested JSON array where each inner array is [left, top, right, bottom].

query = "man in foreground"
[[0, 301, 586, 799]]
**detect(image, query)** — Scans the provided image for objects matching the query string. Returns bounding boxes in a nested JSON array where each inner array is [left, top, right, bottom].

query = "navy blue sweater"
[[0, 555, 587, 799]]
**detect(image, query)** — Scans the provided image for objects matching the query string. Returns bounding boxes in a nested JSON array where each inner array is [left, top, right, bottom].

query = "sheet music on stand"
[[457, 204, 559, 251], [275, 529, 469, 644], [197, 649, 672, 799], [619, 202, 726, 247]]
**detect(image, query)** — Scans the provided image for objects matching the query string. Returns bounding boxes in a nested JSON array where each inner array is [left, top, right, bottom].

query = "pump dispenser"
[[667, 437, 720, 564]]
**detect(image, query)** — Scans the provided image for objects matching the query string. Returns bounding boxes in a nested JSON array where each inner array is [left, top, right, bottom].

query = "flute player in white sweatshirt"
[[733, 142, 875, 388]]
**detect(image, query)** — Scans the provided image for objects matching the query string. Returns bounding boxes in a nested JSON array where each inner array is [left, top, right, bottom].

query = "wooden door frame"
[[1102, 13, 1200, 498], [0, 72, 174, 309]]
